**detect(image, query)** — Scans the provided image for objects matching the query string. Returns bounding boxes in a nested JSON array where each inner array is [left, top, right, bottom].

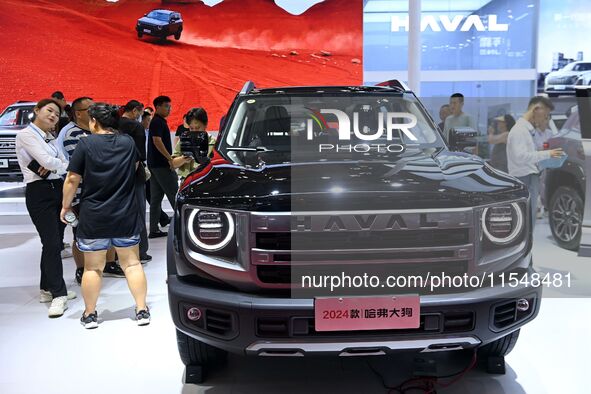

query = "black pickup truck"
[[167, 81, 541, 383]]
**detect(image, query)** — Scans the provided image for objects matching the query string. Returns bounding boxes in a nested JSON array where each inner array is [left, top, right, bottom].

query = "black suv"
[[545, 107, 585, 250], [167, 81, 541, 383], [136, 9, 183, 40]]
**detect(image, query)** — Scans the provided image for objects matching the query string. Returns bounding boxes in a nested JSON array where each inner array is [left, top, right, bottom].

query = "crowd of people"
[[16, 91, 212, 328], [437, 93, 564, 225]]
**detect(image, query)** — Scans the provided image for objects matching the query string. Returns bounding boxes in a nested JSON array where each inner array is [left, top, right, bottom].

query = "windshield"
[[574, 63, 591, 71], [147, 11, 170, 21], [0, 106, 34, 127], [219, 93, 444, 166]]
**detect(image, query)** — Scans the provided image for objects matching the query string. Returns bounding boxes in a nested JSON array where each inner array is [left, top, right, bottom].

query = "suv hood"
[[179, 150, 527, 211]]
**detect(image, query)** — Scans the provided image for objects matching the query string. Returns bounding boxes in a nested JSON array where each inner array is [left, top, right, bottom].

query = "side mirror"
[[180, 131, 210, 164], [448, 127, 478, 153]]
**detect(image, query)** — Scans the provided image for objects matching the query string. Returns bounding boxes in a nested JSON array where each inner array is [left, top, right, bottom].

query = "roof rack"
[[240, 81, 256, 95], [375, 79, 410, 91]]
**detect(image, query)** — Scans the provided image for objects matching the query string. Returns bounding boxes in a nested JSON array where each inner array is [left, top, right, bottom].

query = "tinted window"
[[147, 11, 170, 22], [573, 63, 591, 71]]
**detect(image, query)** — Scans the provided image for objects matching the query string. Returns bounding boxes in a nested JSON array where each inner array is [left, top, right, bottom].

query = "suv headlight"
[[481, 203, 524, 245], [187, 209, 235, 251]]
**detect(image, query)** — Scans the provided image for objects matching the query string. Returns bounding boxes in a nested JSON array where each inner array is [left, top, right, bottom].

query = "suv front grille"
[[256, 229, 470, 250], [0, 137, 17, 157], [250, 211, 474, 288], [257, 260, 469, 285]]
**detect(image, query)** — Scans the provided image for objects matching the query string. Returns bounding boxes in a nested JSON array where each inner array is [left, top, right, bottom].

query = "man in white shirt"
[[443, 93, 477, 142], [507, 96, 563, 227]]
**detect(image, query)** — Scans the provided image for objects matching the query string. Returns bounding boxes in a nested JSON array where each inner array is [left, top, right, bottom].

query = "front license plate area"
[[314, 295, 420, 332]]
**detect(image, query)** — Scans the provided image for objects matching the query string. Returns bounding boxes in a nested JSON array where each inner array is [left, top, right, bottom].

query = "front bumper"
[[136, 25, 169, 37], [168, 270, 542, 356], [545, 84, 576, 94]]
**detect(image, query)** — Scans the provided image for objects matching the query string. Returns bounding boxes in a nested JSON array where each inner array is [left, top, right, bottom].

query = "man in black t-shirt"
[[119, 100, 152, 262], [146, 96, 178, 238]]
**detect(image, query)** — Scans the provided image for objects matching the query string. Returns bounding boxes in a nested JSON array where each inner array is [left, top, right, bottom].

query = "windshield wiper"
[[226, 146, 275, 152]]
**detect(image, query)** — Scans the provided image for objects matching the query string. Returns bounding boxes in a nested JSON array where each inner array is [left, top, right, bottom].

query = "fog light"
[[187, 307, 202, 321], [516, 298, 530, 312]]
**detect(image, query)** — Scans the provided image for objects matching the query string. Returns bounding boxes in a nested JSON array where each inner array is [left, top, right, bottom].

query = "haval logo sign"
[[391, 15, 509, 32]]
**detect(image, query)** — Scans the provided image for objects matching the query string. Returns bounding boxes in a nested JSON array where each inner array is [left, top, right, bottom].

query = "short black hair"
[[72, 96, 93, 111], [51, 91, 65, 100], [153, 96, 171, 108], [123, 100, 143, 113], [440, 104, 450, 110], [528, 96, 554, 111], [186, 107, 208, 125], [88, 103, 120, 131], [450, 93, 464, 102]]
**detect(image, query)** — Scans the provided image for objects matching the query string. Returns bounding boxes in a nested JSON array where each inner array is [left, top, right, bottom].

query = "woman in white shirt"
[[15, 98, 76, 318]]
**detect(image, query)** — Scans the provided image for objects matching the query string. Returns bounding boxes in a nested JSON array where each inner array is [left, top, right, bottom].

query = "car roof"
[[5, 101, 36, 107], [247, 85, 407, 96], [148, 9, 177, 15]]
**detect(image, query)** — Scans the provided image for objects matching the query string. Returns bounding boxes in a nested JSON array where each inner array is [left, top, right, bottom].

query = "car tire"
[[549, 185, 583, 251], [176, 329, 228, 382], [137, 31, 143, 38], [175, 32, 181, 40], [478, 329, 520, 359]]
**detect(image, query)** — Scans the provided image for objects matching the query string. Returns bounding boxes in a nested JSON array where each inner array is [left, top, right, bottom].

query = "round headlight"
[[482, 203, 523, 244], [187, 209, 235, 251]]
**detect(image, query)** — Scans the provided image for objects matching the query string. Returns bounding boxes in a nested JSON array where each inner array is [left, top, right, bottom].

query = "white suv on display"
[[0, 101, 36, 181], [545, 61, 591, 97]]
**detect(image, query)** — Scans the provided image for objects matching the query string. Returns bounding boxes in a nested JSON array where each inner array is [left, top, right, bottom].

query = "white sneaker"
[[48, 296, 68, 317], [61, 248, 73, 259], [40, 290, 77, 303]]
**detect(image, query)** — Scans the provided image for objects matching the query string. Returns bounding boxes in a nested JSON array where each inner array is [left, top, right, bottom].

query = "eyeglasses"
[[77, 107, 90, 112]]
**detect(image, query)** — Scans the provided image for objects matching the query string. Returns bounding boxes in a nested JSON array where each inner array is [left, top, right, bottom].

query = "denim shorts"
[[77, 235, 140, 252]]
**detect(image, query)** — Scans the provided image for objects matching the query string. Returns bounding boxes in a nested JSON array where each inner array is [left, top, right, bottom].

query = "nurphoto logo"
[[306, 109, 417, 153]]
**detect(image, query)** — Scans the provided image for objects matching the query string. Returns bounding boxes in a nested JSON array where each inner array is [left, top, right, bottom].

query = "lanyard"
[[29, 123, 59, 158]]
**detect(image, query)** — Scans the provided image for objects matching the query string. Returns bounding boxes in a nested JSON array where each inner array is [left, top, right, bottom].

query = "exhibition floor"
[[0, 215, 589, 394]]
